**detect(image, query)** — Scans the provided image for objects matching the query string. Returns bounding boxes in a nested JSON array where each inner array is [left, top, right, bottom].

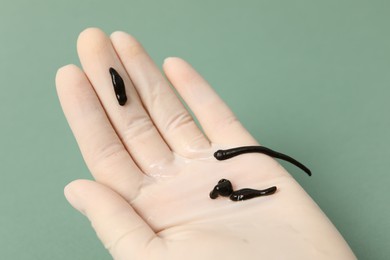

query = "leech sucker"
[[229, 186, 277, 201], [109, 67, 127, 106], [209, 179, 234, 199], [214, 146, 311, 176]]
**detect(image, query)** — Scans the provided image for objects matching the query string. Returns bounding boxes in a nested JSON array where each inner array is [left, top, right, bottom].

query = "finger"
[[77, 28, 173, 174], [64, 179, 162, 260], [163, 57, 258, 146], [56, 64, 143, 200], [110, 31, 210, 157]]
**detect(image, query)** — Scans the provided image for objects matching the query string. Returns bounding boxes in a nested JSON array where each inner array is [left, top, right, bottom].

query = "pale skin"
[[56, 28, 356, 260]]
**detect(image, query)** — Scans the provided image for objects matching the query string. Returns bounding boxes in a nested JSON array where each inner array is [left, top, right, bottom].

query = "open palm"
[[56, 28, 355, 260]]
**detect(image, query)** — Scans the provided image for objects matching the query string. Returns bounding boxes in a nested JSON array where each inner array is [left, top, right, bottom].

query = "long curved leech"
[[214, 146, 311, 176], [230, 186, 277, 201]]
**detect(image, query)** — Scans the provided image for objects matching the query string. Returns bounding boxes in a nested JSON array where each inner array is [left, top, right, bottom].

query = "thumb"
[[64, 179, 160, 260]]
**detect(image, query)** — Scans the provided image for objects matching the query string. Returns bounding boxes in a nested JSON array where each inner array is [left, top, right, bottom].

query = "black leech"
[[109, 67, 127, 106], [230, 186, 277, 201], [214, 146, 311, 176]]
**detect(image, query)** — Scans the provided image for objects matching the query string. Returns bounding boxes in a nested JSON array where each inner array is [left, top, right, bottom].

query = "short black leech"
[[109, 67, 127, 106], [209, 179, 277, 201], [214, 146, 311, 176], [229, 187, 277, 201]]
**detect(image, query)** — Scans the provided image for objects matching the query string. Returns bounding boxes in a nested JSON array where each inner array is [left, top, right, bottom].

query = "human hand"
[[56, 28, 356, 260]]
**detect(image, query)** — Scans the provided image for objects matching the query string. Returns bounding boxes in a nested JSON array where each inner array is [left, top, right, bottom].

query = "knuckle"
[[123, 114, 156, 143], [88, 141, 128, 174], [216, 112, 240, 130], [143, 79, 167, 108], [164, 110, 193, 132]]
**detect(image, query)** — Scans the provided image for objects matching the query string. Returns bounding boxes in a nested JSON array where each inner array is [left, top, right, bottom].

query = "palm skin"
[[56, 28, 356, 260]]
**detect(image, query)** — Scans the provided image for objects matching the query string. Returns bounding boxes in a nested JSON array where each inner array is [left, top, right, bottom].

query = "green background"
[[1, 0, 389, 259]]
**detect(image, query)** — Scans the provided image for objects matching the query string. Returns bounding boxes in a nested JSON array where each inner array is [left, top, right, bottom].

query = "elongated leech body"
[[214, 146, 311, 176], [109, 67, 127, 106], [229, 186, 277, 201], [209, 179, 276, 201]]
